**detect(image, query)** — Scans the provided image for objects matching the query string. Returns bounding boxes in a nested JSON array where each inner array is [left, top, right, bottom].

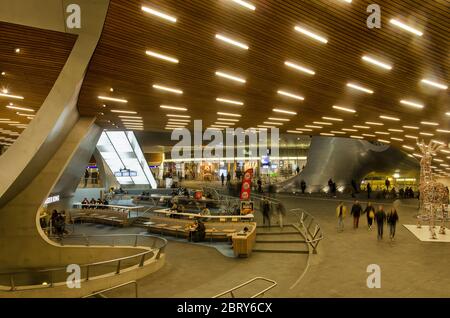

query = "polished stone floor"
[[70, 194, 450, 298]]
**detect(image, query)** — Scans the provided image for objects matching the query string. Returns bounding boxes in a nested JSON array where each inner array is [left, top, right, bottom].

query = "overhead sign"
[[114, 169, 138, 177], [44, 195, 60, 205]]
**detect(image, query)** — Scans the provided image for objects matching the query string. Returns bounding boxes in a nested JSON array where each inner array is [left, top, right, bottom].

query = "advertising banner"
[[239, 168, 254, 200]]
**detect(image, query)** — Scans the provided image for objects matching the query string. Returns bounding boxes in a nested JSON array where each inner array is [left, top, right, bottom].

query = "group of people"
[[336, 200, 399, 241], [220, 172, 232, 186], [81, 197, 109, 209], [83, 168, 99, 187], [261, 198, 286, 228], [50, 209, 67, 237], [328, 178, 337, 198]]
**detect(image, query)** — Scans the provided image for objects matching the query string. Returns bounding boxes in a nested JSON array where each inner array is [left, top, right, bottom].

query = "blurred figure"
[[276, 202, 286, 229], [350, 200, 362, 229], [336, 201, 347, 232], [375, 205, 387, 240], [364, 202, 375, 230], [387, 207, 399, 241]]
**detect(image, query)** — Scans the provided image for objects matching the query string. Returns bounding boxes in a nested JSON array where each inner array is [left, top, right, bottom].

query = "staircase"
[[253, 224, 309, 254]]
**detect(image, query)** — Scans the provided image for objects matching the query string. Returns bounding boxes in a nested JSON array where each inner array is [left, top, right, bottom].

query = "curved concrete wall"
[[279, 136, 420, 192]]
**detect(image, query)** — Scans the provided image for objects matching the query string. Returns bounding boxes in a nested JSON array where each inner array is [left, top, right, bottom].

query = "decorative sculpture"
[[417, 140, 449, 239]]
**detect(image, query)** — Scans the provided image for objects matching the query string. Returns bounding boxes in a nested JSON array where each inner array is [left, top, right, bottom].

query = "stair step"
[[256, 231, 300, 235], [252, 248, 308, 254], [255, 239, 306, 243]]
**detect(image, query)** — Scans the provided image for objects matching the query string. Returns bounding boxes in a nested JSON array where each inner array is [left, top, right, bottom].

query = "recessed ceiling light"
[[400, 100, 424, 109], [284, 61, 315, 75], [436, 129, 450, 134], [294, 26, 328, 44], [216, 97, 244, 106], [389, 19, 423, 36], [166, 114, 190, 118], [217, 118, 239, 122], [273, 108, 297, 115], [331, 131, 346, 135], [321, 133, 335, 136], [420, 79, 448, 90], [403, 125, 419, 130], [405, 135, 418, 139], [362, 55, 392, 70], [365, 121, 384, 126], [346, 83, 374, 94], [379, 115, 400, 121], [1, 72, 5, 76], [264, 121, 283, 126], [16, 112, 34, 117], [431, 139, 446, 145], [168, 118, 190, 122], [153, 84, 183, 94], [2, 89, 8, 94], [419, 132, 434, 136], [403, 145, 415, 150], [322, 117, 343, 122], [217, 112, 241, 117], [378, 139, 390, 144], [258, 125, 275, 128], [215, 34, 249, 50], [314, 121, 332, 126], [342, 128, 358, 132], [160, 105, 187, 111], [268, 117, 290, 122], [421, 121, 439, 126], [333, 105, 356, 113], [433, 158, 444, 162], [118, 116, 142, 119], [110, 110, 137, 114], [441, 149, 450, 154], [277, 90, 304, 101], [121, 119, 143, 123], [216, 122, 235, 125], [350, 135, 364, 139], [215, 71, 246, 83], [305, 125, 322, 129], [6, 105, 34, 112], [391, 137, 404, 141], [146, 50, 179, 63], [296, 128, 313, 132], [388, 129, 404, 132], [353, 125, 370, 129], [0, 93, 24, 100], [141, 6, 177, 23], [362, 133, 376, 137], [98, 96, 127, 103], [375, 131, 390, 135], [15, 48, 20, 53], [287, 130, 304, 134], [231, 0, 256, 11]]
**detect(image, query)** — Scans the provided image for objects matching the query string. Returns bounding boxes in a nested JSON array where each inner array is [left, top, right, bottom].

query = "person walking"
[[367, 182, 372, 199], [296, 166, 300, 175], [257, 178, 262, 193], [364, 202, 375, 230], [300, 180, 306, 194], [336, 201, 347, 232], [275, 202, 286, 229], [226, 172, 231, 185], [350, 200, 362, 229], [262, 198, 271, 227], [375, 205, 387, 240], [84, 169, 90, 187], [221, 173, 225, 186], [387, 207, 399, 241]]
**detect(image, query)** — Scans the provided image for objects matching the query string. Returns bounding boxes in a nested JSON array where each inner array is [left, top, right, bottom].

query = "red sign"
[[240, 168, 253, 201]]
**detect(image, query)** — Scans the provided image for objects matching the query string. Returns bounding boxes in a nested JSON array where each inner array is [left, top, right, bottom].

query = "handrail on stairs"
[[212, 277, 277, 298]]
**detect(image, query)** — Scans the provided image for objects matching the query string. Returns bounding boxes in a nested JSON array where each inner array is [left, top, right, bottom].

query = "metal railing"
[[212, 277, 277, 298], [290, 208, 324, 254], [82, 280, 138, 298], [0, 234, 167, 292]]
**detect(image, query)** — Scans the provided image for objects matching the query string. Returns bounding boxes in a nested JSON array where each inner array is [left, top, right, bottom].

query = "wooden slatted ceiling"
[[0, 22, 77, 137], [77, 0, 448, 151]]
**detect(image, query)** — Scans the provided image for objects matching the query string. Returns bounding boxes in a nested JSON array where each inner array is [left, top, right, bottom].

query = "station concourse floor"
[[71, 195, 450, 298]]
